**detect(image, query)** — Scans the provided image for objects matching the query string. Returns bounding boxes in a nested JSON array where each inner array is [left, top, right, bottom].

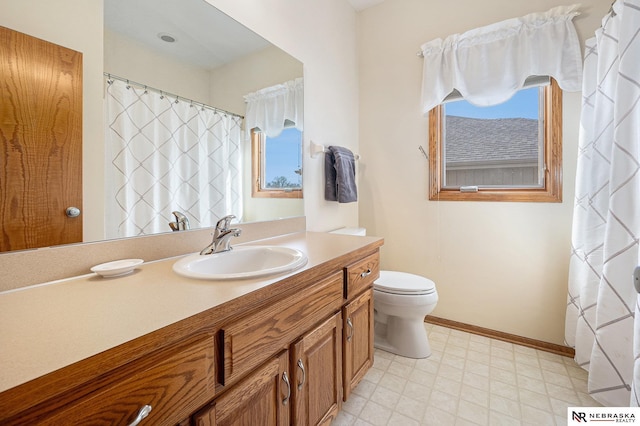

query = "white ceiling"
[[104, 0, 271, 70], [104, 0, 383, 71], [347, 0, 385, 11]]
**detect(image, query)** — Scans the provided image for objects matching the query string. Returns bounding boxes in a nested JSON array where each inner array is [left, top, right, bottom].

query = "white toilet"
[[374, 270, 438, 358], [329, 228, 439, 359]]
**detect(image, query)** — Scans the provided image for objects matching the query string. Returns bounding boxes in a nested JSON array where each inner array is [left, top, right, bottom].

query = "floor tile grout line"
[[333, 323, 600, 426]]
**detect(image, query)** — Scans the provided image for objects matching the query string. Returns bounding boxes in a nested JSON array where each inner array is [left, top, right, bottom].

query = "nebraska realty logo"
[[568, 407, 640, 424]]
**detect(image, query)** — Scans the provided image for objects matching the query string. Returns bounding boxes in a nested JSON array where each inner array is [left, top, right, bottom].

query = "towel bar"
[[310, 140, 360, 160]]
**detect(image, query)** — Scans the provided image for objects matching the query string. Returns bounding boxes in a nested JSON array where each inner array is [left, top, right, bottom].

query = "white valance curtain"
[[104, 78, 243, 238], [566, 0, 640, 407], [244, 78, 304, 137], [420, 5, 582, 113]]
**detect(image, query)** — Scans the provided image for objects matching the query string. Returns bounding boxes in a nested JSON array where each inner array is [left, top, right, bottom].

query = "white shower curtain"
[[565, 0, 640, 407], [104, 78, 243, 238]]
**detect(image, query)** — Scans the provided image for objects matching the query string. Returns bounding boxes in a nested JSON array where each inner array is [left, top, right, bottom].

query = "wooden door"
[[291, 312, 342, 426], [0, 26, 82, 252], [343, 288, 374, 401], [207, 350, 290, 426]]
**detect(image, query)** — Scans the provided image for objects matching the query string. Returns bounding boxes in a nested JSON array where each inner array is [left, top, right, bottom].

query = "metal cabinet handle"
[[282, 371, 291, 405], [347, 318, 354, 342], [297, 359, 306, 390], [128, 405, 152, 426], [360, 269, 372, 278]]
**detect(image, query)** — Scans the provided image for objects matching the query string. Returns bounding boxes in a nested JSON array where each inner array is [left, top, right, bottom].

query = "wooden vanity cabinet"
[[219, 272, 344, 387], [204, 249, 380, 426], [39, 336, 215, 426], [291, 312, 343, 426], [0, 243, 382, 426], [198, 312, 344, 426], [342, 289, 375, 401], [193, 351, 290, 426], [342, 253, 378, 401], [215, 272, 344, 426], [344, 252, 379, 300]]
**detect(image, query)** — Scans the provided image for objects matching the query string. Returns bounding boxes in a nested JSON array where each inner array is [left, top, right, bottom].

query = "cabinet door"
[[291, 312, 342, 426], [210, 350, 290, 426], [342, 288, 374, 401]]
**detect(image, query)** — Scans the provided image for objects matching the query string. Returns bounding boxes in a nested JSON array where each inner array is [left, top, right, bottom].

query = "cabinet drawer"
[[221, 272, 343, 386], [42, 337, 215, 426], [344, 252, 379, 300]]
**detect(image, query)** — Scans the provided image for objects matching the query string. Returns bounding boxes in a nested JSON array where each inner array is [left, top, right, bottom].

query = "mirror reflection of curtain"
[[104, 78, 242, 238], [244, 78, 304, 137]]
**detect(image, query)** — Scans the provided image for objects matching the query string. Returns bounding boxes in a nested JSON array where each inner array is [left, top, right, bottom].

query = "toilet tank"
[[329, 227, 366, 236]]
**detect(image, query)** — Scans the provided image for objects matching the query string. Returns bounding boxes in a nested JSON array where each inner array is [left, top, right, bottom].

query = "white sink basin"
[[172, 245, 307, 280]]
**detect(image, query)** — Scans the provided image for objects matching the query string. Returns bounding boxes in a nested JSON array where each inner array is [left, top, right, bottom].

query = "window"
[[428, 78, 562, 202], [251, 127, 303, 198]]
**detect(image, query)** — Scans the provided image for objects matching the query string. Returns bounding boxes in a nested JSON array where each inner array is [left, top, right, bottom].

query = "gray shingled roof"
[[445, 116, 539, 164]]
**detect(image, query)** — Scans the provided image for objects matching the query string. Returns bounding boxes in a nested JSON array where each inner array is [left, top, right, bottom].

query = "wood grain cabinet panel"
[[195, 350, 290, 426], [342, 288, 374, 401], [291, 312, 342, 426], [40, 337, 215, 426], [221, 272, 343, 386], [344, 252, 379, 300]]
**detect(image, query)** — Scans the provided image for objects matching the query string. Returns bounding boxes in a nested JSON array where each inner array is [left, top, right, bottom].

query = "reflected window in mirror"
[[1, 0, 304, 253], [251, 127, 303, 199]]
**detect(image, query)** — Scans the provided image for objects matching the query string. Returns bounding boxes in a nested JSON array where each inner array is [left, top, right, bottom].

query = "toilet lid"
[[374, 270, 436, 295]]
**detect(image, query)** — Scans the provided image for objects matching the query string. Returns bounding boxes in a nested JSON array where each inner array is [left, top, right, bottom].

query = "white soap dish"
[[91, 259, 144, 278]]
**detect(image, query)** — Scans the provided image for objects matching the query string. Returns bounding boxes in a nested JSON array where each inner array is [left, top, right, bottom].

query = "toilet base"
[[374, 317, 432, 359]]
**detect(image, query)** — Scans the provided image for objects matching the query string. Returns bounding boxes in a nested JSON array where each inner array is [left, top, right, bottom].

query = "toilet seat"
[[374, 270, 436, 296]]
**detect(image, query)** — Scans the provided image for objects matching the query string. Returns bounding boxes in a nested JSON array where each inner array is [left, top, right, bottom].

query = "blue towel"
[[325, 146, 357, 203]]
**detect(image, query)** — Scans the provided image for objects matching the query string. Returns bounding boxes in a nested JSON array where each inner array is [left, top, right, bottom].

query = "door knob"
[[66, 207, 81, 218]]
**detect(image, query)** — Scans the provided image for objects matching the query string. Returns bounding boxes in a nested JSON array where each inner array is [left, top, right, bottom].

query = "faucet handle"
[[170, 211, 190, 231], [215, 215, 236, 231]]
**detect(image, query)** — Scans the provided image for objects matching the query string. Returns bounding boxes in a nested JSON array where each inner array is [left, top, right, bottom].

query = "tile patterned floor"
[[333, 323, 601, 426]]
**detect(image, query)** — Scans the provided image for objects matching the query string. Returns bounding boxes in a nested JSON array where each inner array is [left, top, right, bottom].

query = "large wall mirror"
[[0, 0, 304, 253]]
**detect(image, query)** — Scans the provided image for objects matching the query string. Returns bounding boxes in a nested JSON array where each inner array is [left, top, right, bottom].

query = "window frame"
[[251, 128, 303, 199], [428, 78, 562, 202]]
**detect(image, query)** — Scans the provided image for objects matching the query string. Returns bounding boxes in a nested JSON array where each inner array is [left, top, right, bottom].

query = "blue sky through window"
[[445, 86, 539, 119], [265, 127, 302, 186]]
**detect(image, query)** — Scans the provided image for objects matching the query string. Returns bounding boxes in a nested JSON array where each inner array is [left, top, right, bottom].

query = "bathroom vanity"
[[0, 232, 382, 425]]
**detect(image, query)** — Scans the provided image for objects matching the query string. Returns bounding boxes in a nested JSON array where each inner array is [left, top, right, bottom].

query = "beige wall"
[[208, 45, 304, 223], [357, 0, 610, 345], [104, 29, 213, 105], [208, 0, 361, 232], [209, 45, 303, 115]]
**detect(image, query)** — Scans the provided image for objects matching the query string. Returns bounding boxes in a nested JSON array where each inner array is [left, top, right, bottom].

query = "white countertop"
[[0, 231, 382, 394]]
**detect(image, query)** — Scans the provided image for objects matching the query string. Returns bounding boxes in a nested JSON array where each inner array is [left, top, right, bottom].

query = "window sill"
[[429, 188, 561, 202]]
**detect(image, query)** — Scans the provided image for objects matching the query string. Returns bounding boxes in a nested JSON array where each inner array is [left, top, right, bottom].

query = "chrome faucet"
[[169, 211, 190, 231], [200, 215, 242, 255]]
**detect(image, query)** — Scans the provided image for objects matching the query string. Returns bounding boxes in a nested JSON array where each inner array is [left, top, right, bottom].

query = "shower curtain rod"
[[103, 73, 244, 119]]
